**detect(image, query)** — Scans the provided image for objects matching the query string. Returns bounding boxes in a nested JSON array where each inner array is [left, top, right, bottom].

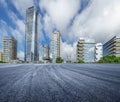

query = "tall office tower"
[[103, 36, 120, 56], [2, 37, 17, 62], [52, 31, 61, 63], [42, 45, 50, 60], [0, 51, 3, 61], [25, 6, 39, 62], [76, 38, 95, 63], [95, 43, 103, 61]]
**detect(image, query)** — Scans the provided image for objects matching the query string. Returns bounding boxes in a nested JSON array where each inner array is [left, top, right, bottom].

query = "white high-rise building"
[[52, 31, 61, 63], [95, 43, 103, 61]]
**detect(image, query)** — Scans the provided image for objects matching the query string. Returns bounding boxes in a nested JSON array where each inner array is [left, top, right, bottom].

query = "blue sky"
[[0, 0, 120, 60]]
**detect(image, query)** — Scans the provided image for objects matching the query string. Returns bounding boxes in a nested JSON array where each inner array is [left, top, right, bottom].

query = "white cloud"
[[69, 0, 120, 43], [0, 20, 8, 49], [8, 11, 25, 44], [10, 28, 24, 44], [11, 0, 34, 16], [8, 10, 25, 32], [0, 19, 24, 51], [17, 51, 24, 60], [9, 8, 26, 42], [0, 20, 8, 36], [40, 0, 80, 32], [61, 41, 77, 62], [43, 13, 54, 38], [0, 0, 7, 8], [16, 19, 25, 34], [0, 0, 25, 44]]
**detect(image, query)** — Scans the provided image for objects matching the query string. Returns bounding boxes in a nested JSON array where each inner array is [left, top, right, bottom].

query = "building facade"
[[0, 52, 3, 61], [77, 38, 95, 63], [42, 45, 50, 60], [95, 43, 103, 61], [103, 36, 120, 56], [25, 6, 39, 62], [52, 31, 61, 63], [2, 37, 17, 62]]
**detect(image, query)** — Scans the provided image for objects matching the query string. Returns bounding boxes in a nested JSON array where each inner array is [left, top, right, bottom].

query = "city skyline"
[[0, 0, 120, 61], [0, 1, 120, 102]]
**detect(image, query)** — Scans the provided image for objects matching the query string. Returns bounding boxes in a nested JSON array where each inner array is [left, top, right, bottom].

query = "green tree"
[[56, 57, 64, 63], [98, 55, 120, 63], [77, 59, 85, 63], [0, 61, 6, 63]]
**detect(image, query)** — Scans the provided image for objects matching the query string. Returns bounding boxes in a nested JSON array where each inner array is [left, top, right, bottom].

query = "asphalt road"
[[0, 64, 120, 102]]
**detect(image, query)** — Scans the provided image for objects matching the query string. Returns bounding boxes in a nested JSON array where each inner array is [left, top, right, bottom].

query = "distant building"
[[0, 52, 3, 61], [2, 37, 17, 62], [66, 56, 71, 63], [10, 59, 24, 64], [25, 6, 39, 62], [42, 45, 50, 60], [103, 36, 120, 56], [66, 60, 71, 63], [76, 38, 95, 63], [52, 31, 61, 63], [95, 43, 103, 61]]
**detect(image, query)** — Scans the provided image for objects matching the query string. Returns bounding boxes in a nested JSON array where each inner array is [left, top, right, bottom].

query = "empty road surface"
[[0, 64, 120, 102]]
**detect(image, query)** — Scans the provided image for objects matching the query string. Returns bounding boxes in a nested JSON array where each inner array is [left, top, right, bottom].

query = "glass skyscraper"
[[25, 6, 39, 62]]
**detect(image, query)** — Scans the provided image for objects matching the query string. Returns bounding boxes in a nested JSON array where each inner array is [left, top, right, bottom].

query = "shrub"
[[98, 56, 120, 63], [56, 57, 64, 63]]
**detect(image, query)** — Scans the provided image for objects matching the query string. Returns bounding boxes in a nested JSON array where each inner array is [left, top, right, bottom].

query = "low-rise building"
[[103, 36, 120, 56], [77, 38, 95, 63]]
